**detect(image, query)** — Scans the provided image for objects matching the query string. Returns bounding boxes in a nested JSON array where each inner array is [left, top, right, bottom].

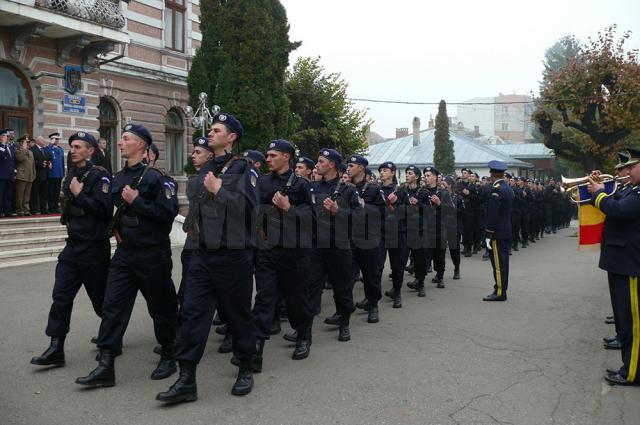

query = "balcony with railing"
[[0, 0, 130, 71], [36, 0, 126, 29]]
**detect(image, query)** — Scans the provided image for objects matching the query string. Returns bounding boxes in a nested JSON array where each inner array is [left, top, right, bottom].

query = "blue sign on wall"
[[63, 94, 86, 114]]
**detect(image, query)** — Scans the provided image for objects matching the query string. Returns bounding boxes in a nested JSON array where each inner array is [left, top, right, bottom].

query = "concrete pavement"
[[1, 226, 639, 425]]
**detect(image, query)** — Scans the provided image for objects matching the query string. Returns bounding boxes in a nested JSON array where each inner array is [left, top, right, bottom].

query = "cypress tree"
[[433, 100, 455, 174], [187, 0, 300, 151]]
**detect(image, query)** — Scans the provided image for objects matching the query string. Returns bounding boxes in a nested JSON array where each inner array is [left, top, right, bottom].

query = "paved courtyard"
[[1, 226, 639, 425]]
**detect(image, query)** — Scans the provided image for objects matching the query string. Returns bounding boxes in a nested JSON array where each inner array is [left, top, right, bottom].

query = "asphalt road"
[[1, 226, 639, 425]]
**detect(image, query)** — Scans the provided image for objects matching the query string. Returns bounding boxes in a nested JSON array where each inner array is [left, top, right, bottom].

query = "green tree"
[[433, 100, 455, 174], [533, 26, 640, 172], [284, 57, 371, 157], [187, 0, 300, 152]]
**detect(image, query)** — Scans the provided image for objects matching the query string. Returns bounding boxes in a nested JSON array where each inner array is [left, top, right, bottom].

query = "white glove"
[[485, 238, 493, 250]]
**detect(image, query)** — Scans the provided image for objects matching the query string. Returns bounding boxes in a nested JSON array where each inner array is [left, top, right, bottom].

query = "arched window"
[[98, 97, 119, 171], [165, 109, 184, 174], [0, 63, 33, 137]]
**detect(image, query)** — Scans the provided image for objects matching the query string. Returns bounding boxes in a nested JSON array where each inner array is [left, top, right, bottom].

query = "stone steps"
[[0, 214, 186, 269]]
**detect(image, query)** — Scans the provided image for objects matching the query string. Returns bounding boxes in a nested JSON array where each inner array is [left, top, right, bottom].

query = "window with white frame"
[[164, 0, 185, 52]]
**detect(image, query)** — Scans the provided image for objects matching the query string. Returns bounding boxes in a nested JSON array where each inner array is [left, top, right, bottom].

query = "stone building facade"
[[0, 0, 202, 180]]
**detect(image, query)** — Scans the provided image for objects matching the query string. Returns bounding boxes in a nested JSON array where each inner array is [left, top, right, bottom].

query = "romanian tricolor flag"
[[577, 181, 615, 251]]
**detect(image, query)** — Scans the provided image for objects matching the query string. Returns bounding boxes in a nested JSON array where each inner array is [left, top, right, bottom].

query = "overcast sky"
[[280, 0, 640, 139]]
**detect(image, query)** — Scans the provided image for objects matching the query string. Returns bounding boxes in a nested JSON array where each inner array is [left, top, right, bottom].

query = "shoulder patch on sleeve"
[[163, 180, 176, 198], [250, 168, 258, 187], [491, 192, 501, 198]]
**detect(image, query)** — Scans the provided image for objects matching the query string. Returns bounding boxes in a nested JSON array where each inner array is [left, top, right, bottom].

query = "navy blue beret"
[[338, 163, 347, 173], [505, 172, 513, 179], [365, 168, 373, 176], [147, 143, 159, 158], [378, 161, 396, 172], [319, 148, 342, 165], [68, 131, 98, 148], [461, 167, 471, 173], [423, 166, 440, 176], [0, 128, 11, 136], [123, 123, 152, 145], [444, 175, 455, 186], [213, 113, 244, 139], [266, 139, 295, 156], [347, 154, 368, 167], [405, 165, 421, 177], [488, 160, 508, 172], [193, 136, 212, 152], [48, 132, 61, 139], [297, 156, 315, 169], [243, 150, 265, 163]]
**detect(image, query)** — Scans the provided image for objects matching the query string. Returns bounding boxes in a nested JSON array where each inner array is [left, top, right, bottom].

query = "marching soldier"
[[419, 167, 452, 288], [295, 156, 315, 181], [31, 132, 112, 367], [243, 149, 266, 171], [405, 165, 428, 297], [379, 161, 409, 308], [308, 149, 360, 342], [76, 124, 179, 387], [587, 147, 640, 386], [459, 168, 481, 256], [252, 139, 314, 366], [483, 161, 513, 301], [443, 175, 463, 279], [176, 137, 214, 341], [348, 155, 386, 323], [157, 113, 259, 402]]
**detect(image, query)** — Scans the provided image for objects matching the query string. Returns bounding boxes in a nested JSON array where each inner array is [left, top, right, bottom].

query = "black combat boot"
[[463, 247, 472, 257], [384, 288, 395, 298], [453, 267, 460, 280], [338, 314, 351, 342], [292, 326, 311, 360], [283, 329, 297, 342], [392, 289, 402, 308], [417, 281, 426, 297], [215, 324, 228, 336], [150, 345, 177, 380], [405, 258, 415, 274], [31, 336, 65, 367], [231, 359, 254, 396], [324, 312, 342, 326], [156, 361, 197, 403], [407, 279, 420, 290], [76, 350, 115, 387], [367, 304, 380, 323], [355, 298, 370, 311], [218, 331, 233, 353], [231, 339, 263, 373], [434, 274, 445, 288]]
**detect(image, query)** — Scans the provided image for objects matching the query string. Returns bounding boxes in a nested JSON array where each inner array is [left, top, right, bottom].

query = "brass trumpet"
[[561, 174, 630, 204]]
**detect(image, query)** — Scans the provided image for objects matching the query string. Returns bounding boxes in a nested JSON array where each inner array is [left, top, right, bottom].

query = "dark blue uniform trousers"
[[308, 248, 355, 317], [378, 231, 408, 291], [253, 247, 312, 340], [176, 248, 256, 364], [96, 245, 177, 352], [610, 273, 640, 384], [0, 179, 12, 215], [489, 238, 510, 297], [352, 245, 384, 305], [45, 240, 110, 337]]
